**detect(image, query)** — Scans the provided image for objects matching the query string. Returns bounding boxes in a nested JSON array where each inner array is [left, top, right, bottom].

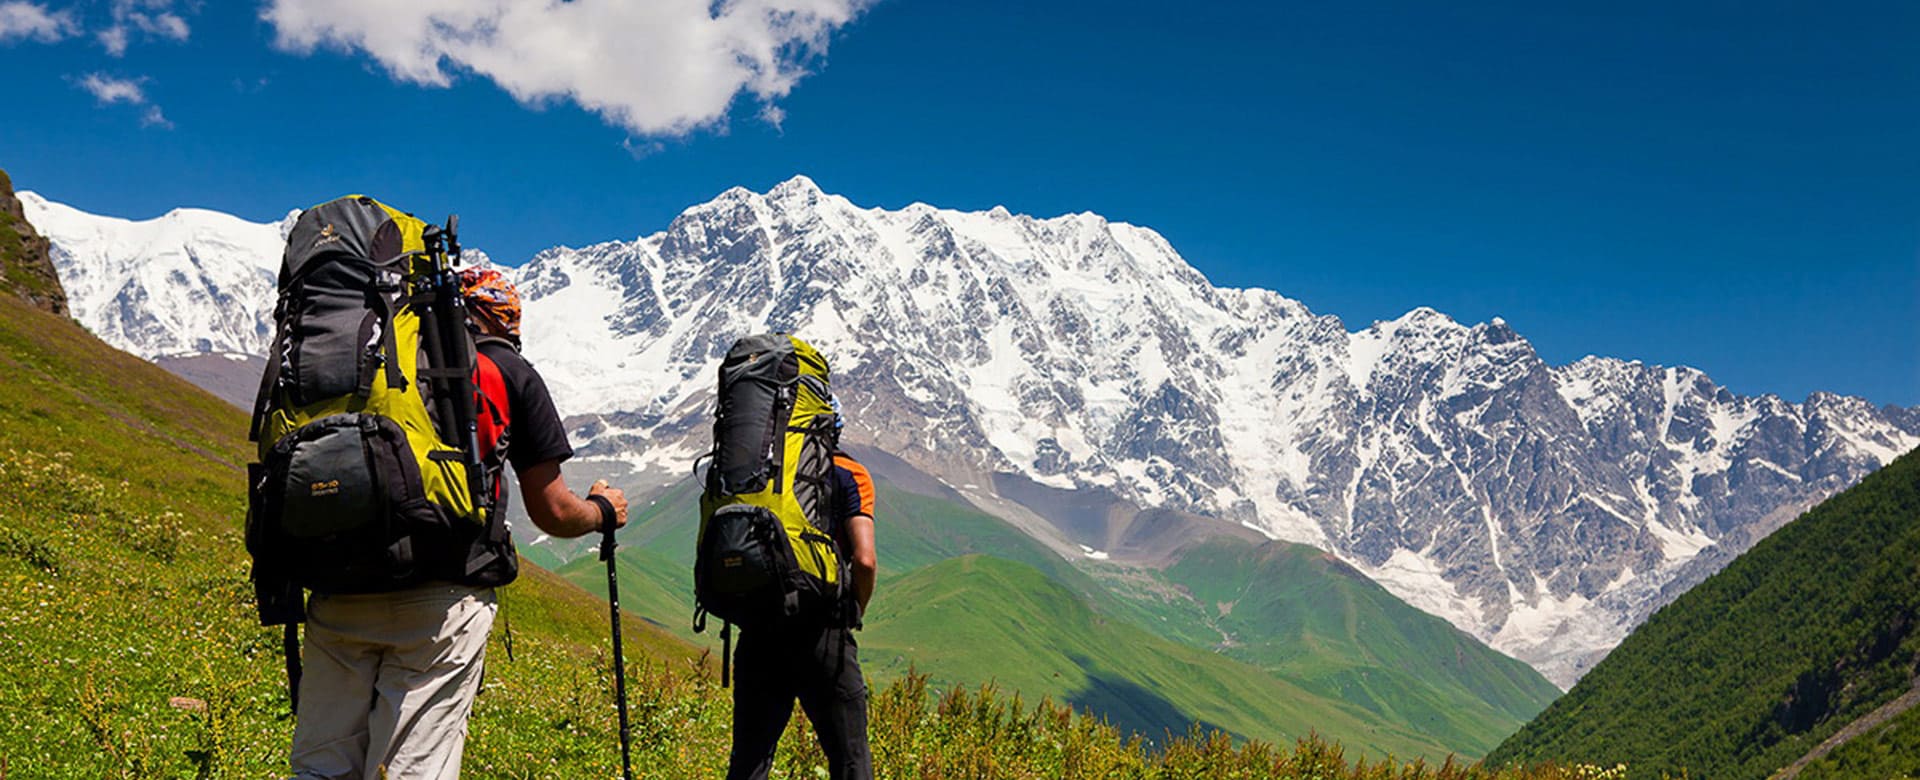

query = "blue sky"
[[1, 1, 1916, 406]]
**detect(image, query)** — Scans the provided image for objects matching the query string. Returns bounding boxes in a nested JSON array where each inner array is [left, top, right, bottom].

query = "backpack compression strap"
[[357, 280, 406, 396]]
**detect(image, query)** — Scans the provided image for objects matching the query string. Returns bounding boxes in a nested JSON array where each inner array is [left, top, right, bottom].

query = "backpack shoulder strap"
[[474, 349, 510, 427], [471, 348, 512, 545], [474, 334, 519, 353]]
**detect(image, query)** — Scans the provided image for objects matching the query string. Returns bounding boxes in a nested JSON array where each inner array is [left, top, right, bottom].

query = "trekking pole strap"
[[283, 623, 302, 716], [721, 622, 733, 688], [498, 587, 515, 663]]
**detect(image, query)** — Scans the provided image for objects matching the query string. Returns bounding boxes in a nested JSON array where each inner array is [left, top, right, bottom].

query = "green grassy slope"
[[1486, 448, 1920, 779], [564, 468, 1557, 760], [1164, 539, 1561, 753], [553, 473, 1104, 637], [0, 291, 703, 777], [860, 554, 1466, 760]]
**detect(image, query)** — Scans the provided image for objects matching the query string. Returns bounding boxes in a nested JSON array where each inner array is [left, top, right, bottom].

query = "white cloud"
[[759, 103, 787, 131], [74, 72, 173, 129], [100, 0, 191, 57], [97, 24, 126, 55], [140, 104, 171, 128], [261, 0, 872, 137], [77, 73, 146, 104], [0, 1, 78, 43]]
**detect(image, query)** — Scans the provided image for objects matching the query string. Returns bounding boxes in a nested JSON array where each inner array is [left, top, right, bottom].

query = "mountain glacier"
[[22, 177, 1919, 686]]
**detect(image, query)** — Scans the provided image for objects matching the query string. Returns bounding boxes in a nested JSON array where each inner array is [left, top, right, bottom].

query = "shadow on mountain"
[[1063, 653, 1241, 748]]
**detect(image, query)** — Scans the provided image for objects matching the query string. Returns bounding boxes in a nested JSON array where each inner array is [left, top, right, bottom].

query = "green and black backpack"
[[693, 334, 848, 676], [245, 195, 513, 632]]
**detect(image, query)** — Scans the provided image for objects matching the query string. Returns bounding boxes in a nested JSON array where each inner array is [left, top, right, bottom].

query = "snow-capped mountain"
[[24, 178, 1919, 686], [17, 191, 292, 359]]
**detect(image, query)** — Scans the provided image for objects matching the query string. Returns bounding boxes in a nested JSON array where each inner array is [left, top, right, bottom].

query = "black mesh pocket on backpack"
[[245, 461, 305, 627]]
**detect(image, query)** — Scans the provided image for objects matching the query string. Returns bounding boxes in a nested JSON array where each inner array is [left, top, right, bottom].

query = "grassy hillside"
[[1164, 539, 1561, 753], [861, 555, 1465, 759], [1486, 447, 1920, 779], [0, 289, 696, 776], [0, 250, 1618, 779], [568, 472, 1555, 759]]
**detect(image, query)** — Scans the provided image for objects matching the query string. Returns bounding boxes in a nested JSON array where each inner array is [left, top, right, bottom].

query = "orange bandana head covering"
[[459, 267, 522, 342]]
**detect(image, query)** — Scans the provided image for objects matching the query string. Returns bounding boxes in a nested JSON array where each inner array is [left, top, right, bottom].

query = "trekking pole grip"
[[588, 494, 617, 560]]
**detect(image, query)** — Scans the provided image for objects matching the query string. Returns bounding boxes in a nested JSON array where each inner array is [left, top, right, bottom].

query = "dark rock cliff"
[[0, 169, 69, 317]]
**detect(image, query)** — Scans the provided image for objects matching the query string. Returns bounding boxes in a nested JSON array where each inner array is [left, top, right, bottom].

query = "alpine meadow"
[[0, 163, 1632, 780], [3, 3, 1918, 778]]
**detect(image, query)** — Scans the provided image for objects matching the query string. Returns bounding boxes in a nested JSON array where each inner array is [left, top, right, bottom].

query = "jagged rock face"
[[504, 179, 1919, 686], [26, 177, 1920, 687], [0, 171, 69, 317]]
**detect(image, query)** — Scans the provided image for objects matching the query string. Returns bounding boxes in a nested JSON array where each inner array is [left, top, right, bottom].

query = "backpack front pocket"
[[266, 413, 433, 592], [276, 415, 384, 540]]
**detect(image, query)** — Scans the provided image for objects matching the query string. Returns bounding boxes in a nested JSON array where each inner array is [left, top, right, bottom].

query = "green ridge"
[[1162, 538, 1561, 753], [565, 463, 1558, 760], [861, 554, 1465, 759], [1487, 448, 1920, 779], [1797, 697, 1920, 778]]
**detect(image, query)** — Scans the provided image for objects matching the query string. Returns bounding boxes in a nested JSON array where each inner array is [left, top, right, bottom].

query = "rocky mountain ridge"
[[21, 177, 1919, 686]]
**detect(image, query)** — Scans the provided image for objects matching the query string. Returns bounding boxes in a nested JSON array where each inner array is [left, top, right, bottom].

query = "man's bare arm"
[[516, 459, 627, 538], [845, 513, 876, 612]]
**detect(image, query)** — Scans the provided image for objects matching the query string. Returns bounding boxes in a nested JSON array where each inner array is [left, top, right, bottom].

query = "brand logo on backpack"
[[310, 479, 341, 497], [315, 223, 342, 247]]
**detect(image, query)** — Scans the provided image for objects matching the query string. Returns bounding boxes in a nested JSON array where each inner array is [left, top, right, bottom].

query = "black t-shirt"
[[479, 340, 574, 472], [828, 452, 875, 549]]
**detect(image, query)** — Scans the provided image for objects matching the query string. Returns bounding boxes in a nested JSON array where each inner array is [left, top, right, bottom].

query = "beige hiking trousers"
[[289, 583, 496, 780]]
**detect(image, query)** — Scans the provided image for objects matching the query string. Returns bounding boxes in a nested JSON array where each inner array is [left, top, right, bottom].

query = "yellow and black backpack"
[[693, 334, 847, 672], [245, 195, 512, 632]]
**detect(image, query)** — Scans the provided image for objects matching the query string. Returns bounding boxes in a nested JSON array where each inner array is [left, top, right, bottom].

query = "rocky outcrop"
[[0, 170, 68, 317]]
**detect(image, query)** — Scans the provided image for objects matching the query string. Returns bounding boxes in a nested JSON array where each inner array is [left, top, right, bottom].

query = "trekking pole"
[[434, 216, 490, 518], [594, 488, 635, 780]]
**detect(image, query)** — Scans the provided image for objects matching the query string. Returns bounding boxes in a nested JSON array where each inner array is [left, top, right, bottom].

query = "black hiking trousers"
[[726, 619, 872, 780]]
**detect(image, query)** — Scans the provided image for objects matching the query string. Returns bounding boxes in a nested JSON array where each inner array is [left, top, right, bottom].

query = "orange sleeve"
[[835, 454, 876, 518]]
